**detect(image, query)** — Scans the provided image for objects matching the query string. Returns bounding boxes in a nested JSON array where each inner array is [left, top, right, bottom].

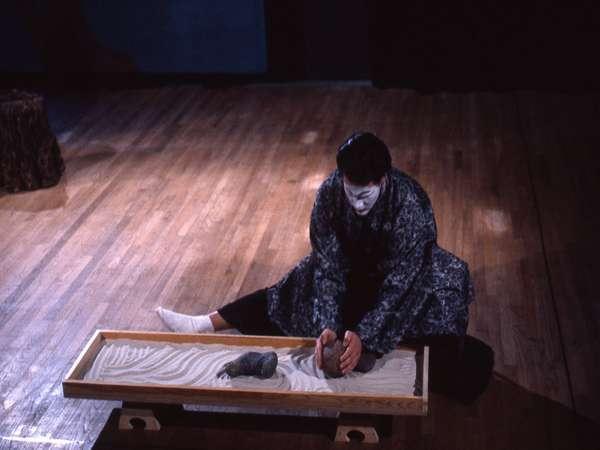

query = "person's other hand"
[[315, 328, 337, 369], [340, 330, 362, 374]]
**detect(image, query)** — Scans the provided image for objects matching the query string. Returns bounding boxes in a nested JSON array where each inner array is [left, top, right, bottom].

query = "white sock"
[[155, 307, 215, 333]]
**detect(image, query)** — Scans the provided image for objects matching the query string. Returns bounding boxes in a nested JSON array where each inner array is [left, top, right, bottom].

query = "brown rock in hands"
[[322, 339, 344, 378], [321, 339, 378, 378]]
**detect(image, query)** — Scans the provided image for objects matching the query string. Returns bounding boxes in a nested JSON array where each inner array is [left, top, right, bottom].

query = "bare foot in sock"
[[155, 307, 215, 333]]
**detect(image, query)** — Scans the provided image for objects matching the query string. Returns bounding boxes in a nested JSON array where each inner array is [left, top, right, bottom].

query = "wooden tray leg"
[[335, 413, 381, 444], [118, 408, 161, 431]]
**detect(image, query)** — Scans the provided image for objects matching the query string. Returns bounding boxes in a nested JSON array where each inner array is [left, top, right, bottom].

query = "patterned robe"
[[266, 168, 474, 354]]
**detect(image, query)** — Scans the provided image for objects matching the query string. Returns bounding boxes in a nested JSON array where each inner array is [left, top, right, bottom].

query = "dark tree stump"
[[0, 90, 65, 193]]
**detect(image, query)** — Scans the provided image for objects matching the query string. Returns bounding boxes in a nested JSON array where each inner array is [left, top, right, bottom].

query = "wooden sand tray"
[[63, 330, 429, 444]]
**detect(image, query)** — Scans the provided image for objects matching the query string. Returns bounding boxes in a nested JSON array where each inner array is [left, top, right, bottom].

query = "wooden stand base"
[[335, 423, 379, 444], [334, 413, 393, 444], [119, 408, 161, 431], [112, 403, 396, 446]]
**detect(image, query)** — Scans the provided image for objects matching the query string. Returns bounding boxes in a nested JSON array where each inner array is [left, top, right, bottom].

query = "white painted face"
[[343, 177, 382, 216]]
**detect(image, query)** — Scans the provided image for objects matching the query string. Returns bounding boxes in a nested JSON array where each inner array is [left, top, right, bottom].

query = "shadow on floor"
[[0, 178, 68, 212]]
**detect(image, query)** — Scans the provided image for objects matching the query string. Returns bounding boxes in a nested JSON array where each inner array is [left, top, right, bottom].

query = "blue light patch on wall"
[[82, 0, 267, 73]]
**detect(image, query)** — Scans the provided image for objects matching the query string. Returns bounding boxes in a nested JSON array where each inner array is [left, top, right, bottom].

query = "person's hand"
[[315, 328, 337, 369], [339, 330, 362, 374]]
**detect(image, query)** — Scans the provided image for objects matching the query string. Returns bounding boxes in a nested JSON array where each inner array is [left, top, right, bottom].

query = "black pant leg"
[[342, 272, 380, 331], [217, 288, 285, 336]]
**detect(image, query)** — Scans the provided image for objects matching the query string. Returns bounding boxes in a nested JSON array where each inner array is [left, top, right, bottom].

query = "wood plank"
[[515, 91, 600, 423], [64, 329, 104, 381], [422, 345, 429, 415], [100, 330, 317, 348], [64, 380, 426, 417]]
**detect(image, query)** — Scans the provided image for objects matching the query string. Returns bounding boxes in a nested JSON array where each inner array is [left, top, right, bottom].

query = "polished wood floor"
[[0, 84, 598, 449]]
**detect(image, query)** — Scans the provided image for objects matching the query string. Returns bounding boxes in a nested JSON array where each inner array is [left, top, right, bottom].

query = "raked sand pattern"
[[84, 339, 418, 395]]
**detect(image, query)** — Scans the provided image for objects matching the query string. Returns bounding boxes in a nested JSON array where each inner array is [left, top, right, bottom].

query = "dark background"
[[1, 0, 599, 91]]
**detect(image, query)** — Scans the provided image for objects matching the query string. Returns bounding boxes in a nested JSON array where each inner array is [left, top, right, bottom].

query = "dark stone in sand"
[[218, 351, 278, 379]]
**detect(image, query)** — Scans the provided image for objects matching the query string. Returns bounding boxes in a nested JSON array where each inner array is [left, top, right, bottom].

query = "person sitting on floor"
[[157, 131, 474, 375]]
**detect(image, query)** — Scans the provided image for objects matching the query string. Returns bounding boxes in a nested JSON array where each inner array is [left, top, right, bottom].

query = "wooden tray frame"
[[63, 330, 429, 416]]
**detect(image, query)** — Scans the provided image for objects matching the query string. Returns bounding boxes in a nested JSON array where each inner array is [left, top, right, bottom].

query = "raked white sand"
[[84, 339, 418, 395]]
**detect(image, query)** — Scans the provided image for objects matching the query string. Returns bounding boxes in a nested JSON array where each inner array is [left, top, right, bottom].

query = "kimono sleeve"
[[309, 180, 348, 335], [355, 181, 437, 353]]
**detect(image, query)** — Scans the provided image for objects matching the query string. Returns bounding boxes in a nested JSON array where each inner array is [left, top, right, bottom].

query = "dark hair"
[[336, 131, 391, 185]]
